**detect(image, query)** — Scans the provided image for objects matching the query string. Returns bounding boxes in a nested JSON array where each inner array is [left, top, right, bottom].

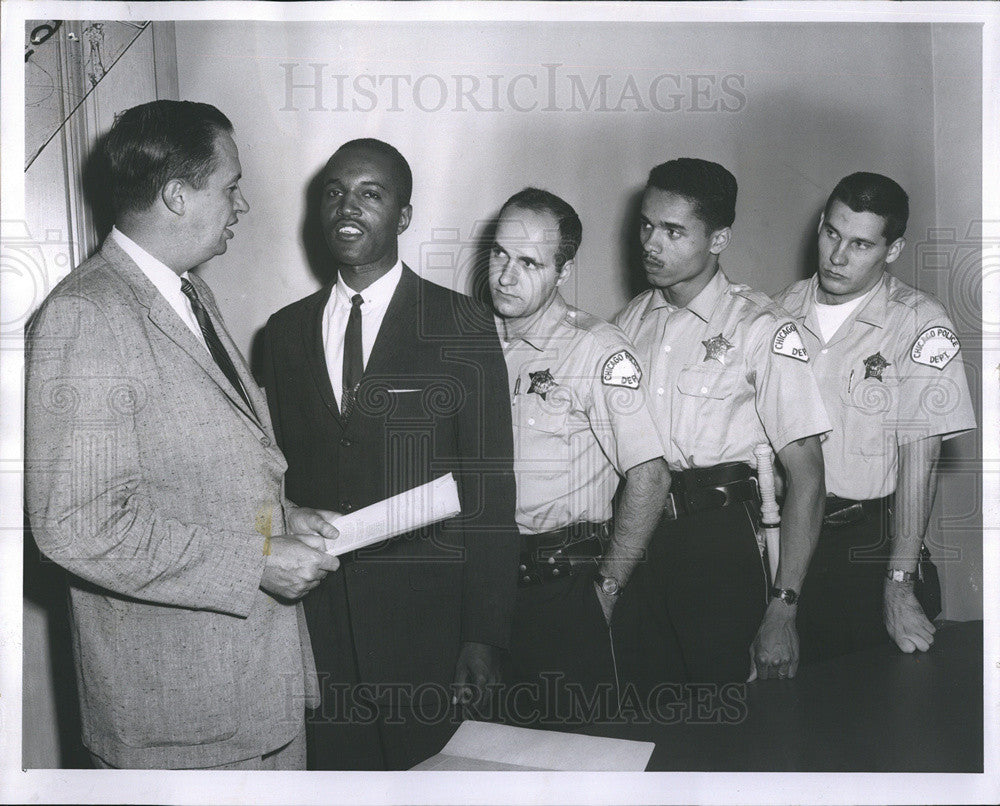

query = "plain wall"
[[176, 21, 952, 347]]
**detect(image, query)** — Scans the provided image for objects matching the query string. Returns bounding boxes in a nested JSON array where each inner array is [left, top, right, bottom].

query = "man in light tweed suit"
[[25, 101, 340, 769]]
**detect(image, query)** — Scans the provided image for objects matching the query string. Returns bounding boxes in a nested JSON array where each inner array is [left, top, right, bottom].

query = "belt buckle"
[[824, 501, 864, 527]]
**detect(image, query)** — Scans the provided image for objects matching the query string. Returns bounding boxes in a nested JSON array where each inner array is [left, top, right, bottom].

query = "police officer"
[[613, 158, 830, 686], [776, 172, 976, 663], [489, 188, 670, 724]]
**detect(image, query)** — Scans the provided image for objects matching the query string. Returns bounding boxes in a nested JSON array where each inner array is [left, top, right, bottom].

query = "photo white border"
[[2, 2, 997, 804]]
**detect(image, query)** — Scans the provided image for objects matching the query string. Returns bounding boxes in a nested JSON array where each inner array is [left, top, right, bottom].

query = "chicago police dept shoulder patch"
[[772, 322, 809, 362], [602, 350, 641, 389], [911, 326, 960, 369]]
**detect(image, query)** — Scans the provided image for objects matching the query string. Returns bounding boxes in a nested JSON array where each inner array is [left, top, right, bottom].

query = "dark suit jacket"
[[261, 266, 518, 696], [24, 238, 317, 768]]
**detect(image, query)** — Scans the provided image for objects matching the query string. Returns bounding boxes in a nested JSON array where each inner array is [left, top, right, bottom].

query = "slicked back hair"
[[499, 187, 583, 269], [825, 172, 909, 243], [646, 158, 738, 233], [103, 100, 233, 216]]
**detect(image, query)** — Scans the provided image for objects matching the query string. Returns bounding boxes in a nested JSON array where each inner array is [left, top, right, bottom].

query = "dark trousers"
[[303, 572, 457, 771], [503, 571, 617, 727], [796, 502, 892, 665], [611, 501, 769, 701]]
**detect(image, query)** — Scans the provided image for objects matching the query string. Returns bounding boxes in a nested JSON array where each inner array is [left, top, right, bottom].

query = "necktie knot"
[[351, 293, 364, 309], [180, 277, 197, 300]]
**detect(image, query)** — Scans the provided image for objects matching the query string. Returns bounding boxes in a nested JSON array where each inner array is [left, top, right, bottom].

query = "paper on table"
[[410, 720, 654, 771], [322, 473, 461, 557]]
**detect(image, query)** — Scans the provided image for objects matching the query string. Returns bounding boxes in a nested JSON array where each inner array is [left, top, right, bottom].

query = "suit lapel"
[[186, 273, 268, 428], [100, 239, 267, 437], [364, 264, 419, 378], [299, 284, 343, 425]]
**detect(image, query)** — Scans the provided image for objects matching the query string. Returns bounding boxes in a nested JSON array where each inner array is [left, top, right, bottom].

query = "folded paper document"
[[411, 720, 654, 771], [322, 473, 462, 557]]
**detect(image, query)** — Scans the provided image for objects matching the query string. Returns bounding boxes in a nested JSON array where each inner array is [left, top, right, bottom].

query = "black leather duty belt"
[[518, 521, 610, 587], [662, 462, 760, 521], [823, 494, 894, 528]]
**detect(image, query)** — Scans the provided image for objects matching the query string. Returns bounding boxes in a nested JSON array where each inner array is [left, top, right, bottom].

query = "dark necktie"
[[180, 278, 256, 417], [341, 293, 364, 418]]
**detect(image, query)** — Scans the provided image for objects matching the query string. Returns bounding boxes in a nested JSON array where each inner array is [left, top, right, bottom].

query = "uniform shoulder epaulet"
[[566, 307, 632, 352], [729, 283, 776, 312]]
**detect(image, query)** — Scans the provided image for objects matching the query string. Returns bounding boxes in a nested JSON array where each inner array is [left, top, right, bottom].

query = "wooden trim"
[[152, 22, 180, 101]]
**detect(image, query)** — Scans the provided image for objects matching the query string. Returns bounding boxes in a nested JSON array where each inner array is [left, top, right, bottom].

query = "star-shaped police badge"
[[528, 368, 557, 400], [863, 351, 891, 381], [702, 333, 734, 365]]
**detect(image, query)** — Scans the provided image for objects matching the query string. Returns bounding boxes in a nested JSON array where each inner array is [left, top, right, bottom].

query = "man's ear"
[[161, 179, 186, 216], [885, 236, 905, 265], [556, 258, 574, 286], [709, 226, 731, 256], [397, 204, 413, 235]]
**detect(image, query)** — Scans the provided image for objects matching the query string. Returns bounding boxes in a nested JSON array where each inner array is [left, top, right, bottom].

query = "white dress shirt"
[[323, 261, 403, 408], [110, 227, 209, 352]]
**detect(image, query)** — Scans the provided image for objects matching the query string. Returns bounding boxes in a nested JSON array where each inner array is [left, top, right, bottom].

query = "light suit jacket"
[[24, 237, 318, 768]]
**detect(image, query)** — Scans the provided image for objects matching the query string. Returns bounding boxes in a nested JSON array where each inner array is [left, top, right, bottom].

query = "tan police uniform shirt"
[[614, 269, 831, 472], [500, 292, 665, 535], [776, 273, 976, 500]]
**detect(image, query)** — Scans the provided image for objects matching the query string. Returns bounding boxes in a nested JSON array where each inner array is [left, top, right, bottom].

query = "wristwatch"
[[886, 568, 918, 583], [770, 586, 799, 605], [596, 573, 622, 597]]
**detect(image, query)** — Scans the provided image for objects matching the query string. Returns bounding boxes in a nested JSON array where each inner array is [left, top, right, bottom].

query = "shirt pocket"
[[514, 388, 572, 437], [839, 376, 900, 456], [676, 364, 742, 401]]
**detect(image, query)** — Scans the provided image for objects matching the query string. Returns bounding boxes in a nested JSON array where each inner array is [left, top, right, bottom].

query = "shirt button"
[[664, 345, 671, 352], [701, 386, 708, 394], [821, 348, 828, 354], [259, 436, 271, 447], [341, 501, 353, 513], [528, 417, 535, 426], [657, 387, 664, 395], [340, 438, 352, 447]]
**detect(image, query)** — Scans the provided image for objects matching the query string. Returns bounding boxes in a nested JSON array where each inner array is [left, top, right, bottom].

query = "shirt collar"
[[641, 268, 729, 324], [336, 260, 403, 309], [805, 271, 889, 329], [110, 226, 191, 293], [499, 292, 570, 352]]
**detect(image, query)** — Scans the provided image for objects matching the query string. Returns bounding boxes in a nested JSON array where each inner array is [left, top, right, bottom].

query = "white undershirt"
[[110, 227, 209, 352], [322, 262, 402, 408], [812, 281, 878, 343]]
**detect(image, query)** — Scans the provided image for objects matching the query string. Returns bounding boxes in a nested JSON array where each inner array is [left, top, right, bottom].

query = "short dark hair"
[[646, 158, 737, 232], [498, 187, 583, 268], [824, 172, 909, 242], [103, 100, 233, 216], [331, 138, 413, 207]]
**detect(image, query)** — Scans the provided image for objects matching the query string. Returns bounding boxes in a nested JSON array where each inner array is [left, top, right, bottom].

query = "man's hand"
[[286, 505, 341, 543], [884, 579, 936, 652], [593, 582, 617, 624], [751, 599, 799, 680], [260, 534, 340, 601], [453, 641, 502, 711]]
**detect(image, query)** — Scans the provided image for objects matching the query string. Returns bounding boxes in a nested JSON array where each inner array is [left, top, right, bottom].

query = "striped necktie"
[[180, 278, 256, 417]]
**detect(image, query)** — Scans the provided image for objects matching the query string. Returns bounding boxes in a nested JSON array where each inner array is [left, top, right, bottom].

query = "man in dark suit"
[[25, 100, 340, 769], [261, 138, 519, 770]]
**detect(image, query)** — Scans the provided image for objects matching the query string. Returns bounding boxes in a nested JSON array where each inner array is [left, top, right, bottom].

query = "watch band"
[[886, 568, 918, 583], [770, 586, 799, 605]]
